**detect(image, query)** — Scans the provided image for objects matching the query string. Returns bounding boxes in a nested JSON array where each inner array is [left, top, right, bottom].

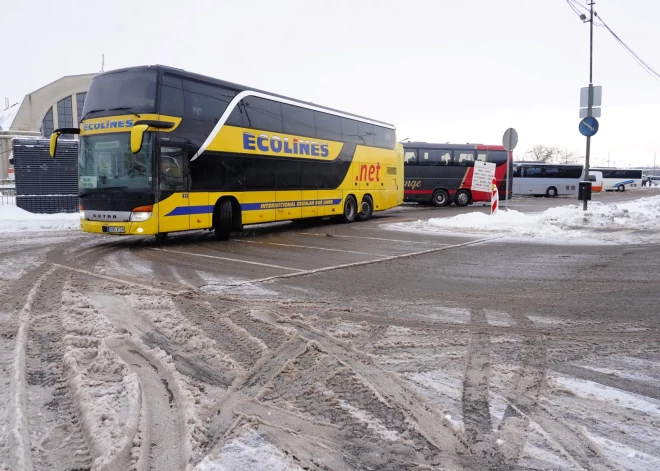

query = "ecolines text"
[[82, 119, 134, 132], [243, 132, 329, 157]]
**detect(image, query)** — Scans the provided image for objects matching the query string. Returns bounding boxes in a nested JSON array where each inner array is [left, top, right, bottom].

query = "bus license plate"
[[107, 226, 125, 233]]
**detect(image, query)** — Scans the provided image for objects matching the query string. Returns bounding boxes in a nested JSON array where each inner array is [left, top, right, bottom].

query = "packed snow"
[[194, 429, 302, 471], [384, 196, 660, 244], [0, 204, 79, 232]]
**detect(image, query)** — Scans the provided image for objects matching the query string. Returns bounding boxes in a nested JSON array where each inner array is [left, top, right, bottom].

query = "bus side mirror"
[[130, 124, 149, 154], [49, 131, 62, 157]]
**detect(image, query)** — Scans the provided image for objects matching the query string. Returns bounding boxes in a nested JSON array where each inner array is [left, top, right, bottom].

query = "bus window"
[[314, 112, 342, 141], [159, 85, 184, 116], [282, 103, 315, 137], [404, 149, 418, 165], [455, 151, 475, 167], [374, 126, 394, 149], [419, 149, 452, 166], [340, 118, 360, 144], [159, 147, 185, 190], [477, 152, 488, 162], [357, 122, 375, 146], [242, 96, 283, 133]]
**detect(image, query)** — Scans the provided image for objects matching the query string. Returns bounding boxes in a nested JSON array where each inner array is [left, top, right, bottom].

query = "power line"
[[564, 0, 660, 80]]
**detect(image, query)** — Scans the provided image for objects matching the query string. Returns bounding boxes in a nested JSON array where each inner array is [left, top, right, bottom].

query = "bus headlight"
[[130, 205, 153, 222]]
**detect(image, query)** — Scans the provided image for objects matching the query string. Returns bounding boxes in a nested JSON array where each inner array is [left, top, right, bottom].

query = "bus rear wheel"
[[454, 189, 471, 207], [341, 195, 357, 223], [617, 184, 625, 192], [357, 195, 373, 221], [213, 199, 232, 240], [546, 186, 558, 197], [431, 189, 449, 207]]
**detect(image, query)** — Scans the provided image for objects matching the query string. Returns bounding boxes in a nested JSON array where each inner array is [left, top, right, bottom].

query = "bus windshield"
[[78, 133, 153, 190], [82, 70, 158, 117]]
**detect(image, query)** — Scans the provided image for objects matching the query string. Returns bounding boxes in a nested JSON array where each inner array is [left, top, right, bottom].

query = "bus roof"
[[96, 65, 395, 128], [403, 142, 506, 150]]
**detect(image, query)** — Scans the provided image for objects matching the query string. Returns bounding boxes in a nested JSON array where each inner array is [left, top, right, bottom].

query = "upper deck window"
[[82, 70, 158, 117]]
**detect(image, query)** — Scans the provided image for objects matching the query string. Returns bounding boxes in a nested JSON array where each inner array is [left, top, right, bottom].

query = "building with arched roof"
[[1, 73, 95, 179]]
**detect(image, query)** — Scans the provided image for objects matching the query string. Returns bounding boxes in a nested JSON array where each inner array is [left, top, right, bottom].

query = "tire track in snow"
[[9, 267, 94, 471], [496, 311, 548, 468], [277, 317, 465, 470], [106, 339, 187, 471], [460, 308, 508, 470]]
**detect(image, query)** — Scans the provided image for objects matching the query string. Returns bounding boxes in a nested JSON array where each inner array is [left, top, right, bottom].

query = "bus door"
[[158, 146, 190, 233]]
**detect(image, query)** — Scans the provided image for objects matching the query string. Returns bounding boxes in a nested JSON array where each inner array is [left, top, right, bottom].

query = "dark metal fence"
[[12, 139, 79, 213], [0, 180, 15, 205]]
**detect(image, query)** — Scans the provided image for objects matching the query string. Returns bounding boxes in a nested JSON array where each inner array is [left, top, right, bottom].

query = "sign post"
[[502, 128, 518, 211]]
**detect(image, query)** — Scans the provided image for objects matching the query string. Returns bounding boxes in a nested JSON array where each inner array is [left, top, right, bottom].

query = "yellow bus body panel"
[[80, 122, 402, 237]]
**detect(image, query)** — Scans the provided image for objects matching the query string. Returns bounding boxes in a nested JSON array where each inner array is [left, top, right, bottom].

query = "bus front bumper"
[[80, 217, 159, 235]]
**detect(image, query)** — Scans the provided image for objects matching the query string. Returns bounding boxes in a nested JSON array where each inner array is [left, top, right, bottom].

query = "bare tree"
[[524, 145, 580, 164]]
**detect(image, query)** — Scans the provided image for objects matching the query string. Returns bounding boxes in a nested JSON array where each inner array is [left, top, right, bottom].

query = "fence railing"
[[0, 181, 15, 205]]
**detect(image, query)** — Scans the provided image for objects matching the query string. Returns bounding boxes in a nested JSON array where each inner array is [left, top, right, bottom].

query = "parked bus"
[[50, 65, 403, 239], [587, 171, 603, 192], [402, 143, 512, 206], [512, 162, 584, 197], [590, 168, 643, 191]]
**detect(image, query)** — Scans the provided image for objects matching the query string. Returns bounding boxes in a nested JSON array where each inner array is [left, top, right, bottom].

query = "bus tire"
[[545, 186, 558, 197], [431, 189, 449, 207], [213, 198, 232, 240], [617, 184, 625, 192], [357, 195, 373, 221], [155, 232, 168, 241], [454, 189, 471, 207], [341, 195, 357, 223]]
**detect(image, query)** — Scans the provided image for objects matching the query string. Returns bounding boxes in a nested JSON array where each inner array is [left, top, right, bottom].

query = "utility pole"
[[101, 54, 105, 73], [582, 0, 595, 210]]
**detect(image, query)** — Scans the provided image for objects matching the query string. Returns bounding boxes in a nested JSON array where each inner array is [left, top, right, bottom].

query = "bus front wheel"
[[155, 232, 168, 241], [341, 195, 357, 223], [213, 199, 232, 240], [357, 195, 373, 221], [617, 185, 625, 192], [454, 189, 471, 207], [431, 189, 449, 207], [545, 187, 558, 197]]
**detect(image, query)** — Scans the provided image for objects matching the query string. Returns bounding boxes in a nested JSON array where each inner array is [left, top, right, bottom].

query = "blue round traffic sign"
[[579, 117, 599, 137]]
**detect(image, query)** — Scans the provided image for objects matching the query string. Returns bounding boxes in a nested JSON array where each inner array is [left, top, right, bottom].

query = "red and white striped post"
[[491, 178, 499, 215]]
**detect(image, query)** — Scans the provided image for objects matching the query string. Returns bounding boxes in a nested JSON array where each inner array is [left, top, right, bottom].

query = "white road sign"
[[472, 161, 496, 193]]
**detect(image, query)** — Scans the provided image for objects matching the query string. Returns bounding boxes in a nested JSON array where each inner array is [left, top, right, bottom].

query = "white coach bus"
[[590, 168, 643, 191], [512, 162, 584, 197]]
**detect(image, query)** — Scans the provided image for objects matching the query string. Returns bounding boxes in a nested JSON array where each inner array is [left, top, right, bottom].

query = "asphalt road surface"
[[1, 188, 659, 471]]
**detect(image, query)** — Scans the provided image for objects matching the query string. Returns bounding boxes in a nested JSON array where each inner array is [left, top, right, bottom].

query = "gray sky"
[[3, 0, 659, 166]]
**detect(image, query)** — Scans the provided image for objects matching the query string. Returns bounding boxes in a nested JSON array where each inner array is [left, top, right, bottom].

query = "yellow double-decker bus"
[[50, 65, 403, 240]]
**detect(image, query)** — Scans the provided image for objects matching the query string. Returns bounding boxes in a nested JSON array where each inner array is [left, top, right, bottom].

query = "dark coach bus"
[[402, 142, 512, 206]]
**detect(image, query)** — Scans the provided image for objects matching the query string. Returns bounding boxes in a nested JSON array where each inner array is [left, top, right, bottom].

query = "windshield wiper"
[[108, 107, 141, 118], [81, 109, 105, 122]]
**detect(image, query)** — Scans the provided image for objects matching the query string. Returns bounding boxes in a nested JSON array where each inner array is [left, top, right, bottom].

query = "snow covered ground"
[[0, 203, 79, 233], [384, 195, 660, 244], [1, 195, 660, 470]]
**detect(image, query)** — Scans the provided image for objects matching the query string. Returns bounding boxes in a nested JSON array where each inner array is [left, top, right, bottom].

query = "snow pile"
[[194, 428, 303, 471], [0, 204, 79, 232], [384, 196, 660, 244]]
